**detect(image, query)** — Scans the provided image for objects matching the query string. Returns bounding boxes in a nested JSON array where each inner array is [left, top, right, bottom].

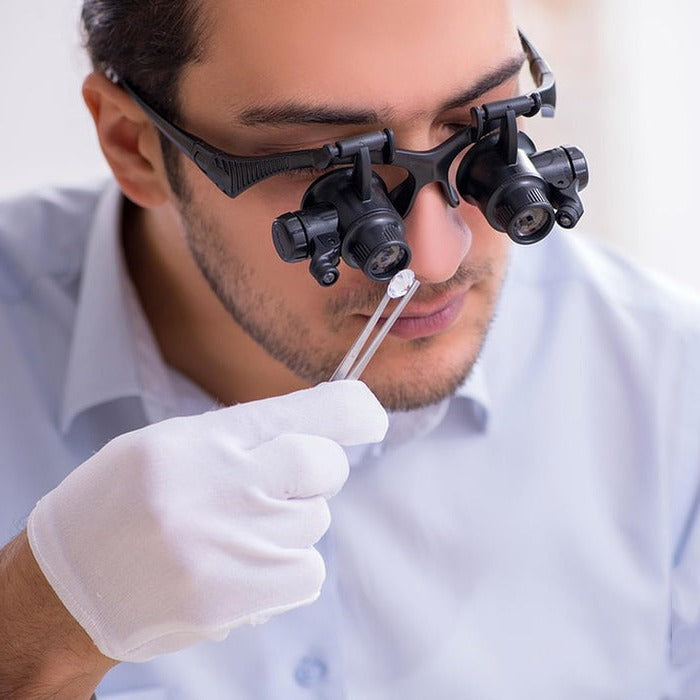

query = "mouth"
[[358, 291, 468, 341]]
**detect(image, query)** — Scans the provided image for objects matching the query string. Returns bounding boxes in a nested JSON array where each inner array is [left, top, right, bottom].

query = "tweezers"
[[330, 269, 420, 381]]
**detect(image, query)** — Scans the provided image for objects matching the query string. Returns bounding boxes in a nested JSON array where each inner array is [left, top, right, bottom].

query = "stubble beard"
[[177, 193, 506, 411]]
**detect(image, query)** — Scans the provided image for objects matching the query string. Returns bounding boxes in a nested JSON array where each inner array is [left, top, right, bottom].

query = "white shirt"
[[2, 180, 700, 699]]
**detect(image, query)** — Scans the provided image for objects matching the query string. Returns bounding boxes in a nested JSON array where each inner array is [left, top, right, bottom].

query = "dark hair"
[[81, 0, 206, 119], [81, 0, 208, 194]]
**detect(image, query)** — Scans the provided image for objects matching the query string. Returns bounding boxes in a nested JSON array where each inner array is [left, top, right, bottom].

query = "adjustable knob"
[[556, 205, 579, 229], [562, 145, 589, 190], [271, 213, 309, 262]]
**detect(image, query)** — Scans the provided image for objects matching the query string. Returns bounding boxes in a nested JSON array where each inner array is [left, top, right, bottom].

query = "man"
[[2, 0, 700, 697]]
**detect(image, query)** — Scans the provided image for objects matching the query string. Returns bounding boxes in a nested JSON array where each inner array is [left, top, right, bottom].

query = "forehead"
[[183, 0, 519, 123]]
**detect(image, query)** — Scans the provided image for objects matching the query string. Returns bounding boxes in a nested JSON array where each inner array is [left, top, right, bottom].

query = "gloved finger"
[[248, 433, 350, 499], [121, 546, 328, 661], [233, 494, 331, 549], [204, 547, 327, 634], [210, 380, 388, 449]]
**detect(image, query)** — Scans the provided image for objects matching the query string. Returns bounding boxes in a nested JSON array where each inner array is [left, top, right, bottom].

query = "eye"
[[277, 163, 354, 181], [276, 166, 331, 181], [443, 122, 471, 134]]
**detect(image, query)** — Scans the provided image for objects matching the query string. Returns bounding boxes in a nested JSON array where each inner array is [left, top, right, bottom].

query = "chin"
[[359, 337, 480, 412]]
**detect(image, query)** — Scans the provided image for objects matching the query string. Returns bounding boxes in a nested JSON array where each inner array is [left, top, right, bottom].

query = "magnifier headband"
[[108, 31, 588, 285]]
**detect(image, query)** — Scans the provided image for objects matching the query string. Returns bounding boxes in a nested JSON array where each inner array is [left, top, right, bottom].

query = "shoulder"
[[506, 229, 700, 341], [487, 229, 700, 424], [0, 181, 107, 301]]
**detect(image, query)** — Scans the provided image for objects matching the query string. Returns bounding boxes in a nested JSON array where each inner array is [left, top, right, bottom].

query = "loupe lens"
[[367, 242, 410, 279], [493, 182, 554, 244], [344, 218, 411, 281], [509, 204, 554, 242], [512, 206, 551, 237]]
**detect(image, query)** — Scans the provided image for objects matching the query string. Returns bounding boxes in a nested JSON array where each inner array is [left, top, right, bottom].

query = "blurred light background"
[[1, 0, 698, 290]]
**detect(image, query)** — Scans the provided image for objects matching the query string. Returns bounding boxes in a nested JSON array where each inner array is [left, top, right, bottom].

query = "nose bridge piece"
[[390, 128, 471, 216]]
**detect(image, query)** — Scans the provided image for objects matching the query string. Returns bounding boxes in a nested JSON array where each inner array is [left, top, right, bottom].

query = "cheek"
[[189, 170, 289, 273], [461, 201, 511, 263], [187, 171, 343, 314]]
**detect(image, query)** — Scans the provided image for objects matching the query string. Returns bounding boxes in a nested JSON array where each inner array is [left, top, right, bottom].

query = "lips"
[[359, 291, 468, 341]]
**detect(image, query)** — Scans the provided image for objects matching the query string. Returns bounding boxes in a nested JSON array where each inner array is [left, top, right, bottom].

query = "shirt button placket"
[[294, 656, 328, 689]]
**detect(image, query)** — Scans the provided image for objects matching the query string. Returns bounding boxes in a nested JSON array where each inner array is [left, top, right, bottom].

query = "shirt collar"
[[372, 361, 491, 456], [453, 358, 490, 431], [60, 182, 213, 433], [60, 182, 142, 433]]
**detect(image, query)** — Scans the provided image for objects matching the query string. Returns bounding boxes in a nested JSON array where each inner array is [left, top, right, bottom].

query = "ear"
[[82, 72, 173, 208]]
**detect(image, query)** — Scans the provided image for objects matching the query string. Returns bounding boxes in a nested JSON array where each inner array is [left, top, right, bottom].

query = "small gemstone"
[[387, 268, 415, 298]]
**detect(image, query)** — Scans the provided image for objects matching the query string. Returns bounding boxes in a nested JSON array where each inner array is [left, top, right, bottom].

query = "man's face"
[[171, 0, 521, 410]]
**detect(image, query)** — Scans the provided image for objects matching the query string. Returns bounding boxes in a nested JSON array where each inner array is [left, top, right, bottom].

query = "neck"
[[121, 198, 308, 405]]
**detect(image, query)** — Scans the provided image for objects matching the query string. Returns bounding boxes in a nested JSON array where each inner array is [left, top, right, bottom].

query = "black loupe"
[[273, 166, 411, 285], [456, 134, 555, 244]]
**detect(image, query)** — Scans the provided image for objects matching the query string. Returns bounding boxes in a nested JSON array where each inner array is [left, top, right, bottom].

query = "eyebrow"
[[236, 53, 526, 127]]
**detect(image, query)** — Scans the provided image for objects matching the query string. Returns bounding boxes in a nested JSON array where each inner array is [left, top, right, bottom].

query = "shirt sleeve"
[[665, 315, 700, 698]]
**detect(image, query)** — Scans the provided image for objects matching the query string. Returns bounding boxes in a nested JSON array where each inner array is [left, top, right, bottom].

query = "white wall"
[[516, 0, 700, 290], [0, 1, 109, 194], [2, 1, 699, 291]]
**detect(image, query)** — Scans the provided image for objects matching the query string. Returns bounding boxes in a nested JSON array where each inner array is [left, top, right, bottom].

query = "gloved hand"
[[27, 380, 387, 663]]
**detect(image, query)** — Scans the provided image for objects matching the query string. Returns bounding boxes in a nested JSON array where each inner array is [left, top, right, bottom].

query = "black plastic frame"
[[109, 31, 555, 213]]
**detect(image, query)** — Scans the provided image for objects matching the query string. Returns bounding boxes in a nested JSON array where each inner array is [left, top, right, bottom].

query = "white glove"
[[27, 380, 387, 662]]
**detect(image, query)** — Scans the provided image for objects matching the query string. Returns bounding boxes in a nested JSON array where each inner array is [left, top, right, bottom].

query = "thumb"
[[211, 380, 388, 448]]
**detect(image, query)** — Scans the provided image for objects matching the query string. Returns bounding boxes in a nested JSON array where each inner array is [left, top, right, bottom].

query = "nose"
[[402, 183, 472, 285]]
